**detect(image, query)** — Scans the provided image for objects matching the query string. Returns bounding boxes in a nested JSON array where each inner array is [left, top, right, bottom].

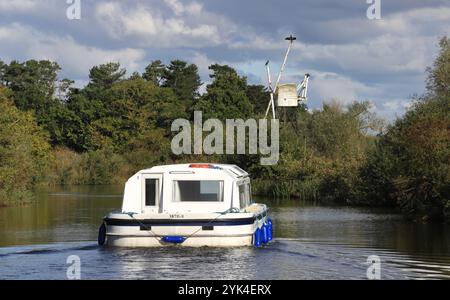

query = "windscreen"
[[173, 180, 224, 202]]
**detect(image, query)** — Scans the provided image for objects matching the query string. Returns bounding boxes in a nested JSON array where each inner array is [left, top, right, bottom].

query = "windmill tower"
[[264, 35, 310, 120]]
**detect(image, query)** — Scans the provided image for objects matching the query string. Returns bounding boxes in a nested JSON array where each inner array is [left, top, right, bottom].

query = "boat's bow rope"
[[126, 212, 162, 243], [182, 207, 241, 242]]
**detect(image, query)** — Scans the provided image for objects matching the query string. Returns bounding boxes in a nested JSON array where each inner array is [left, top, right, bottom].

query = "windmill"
[[264, 35, 310, 119]]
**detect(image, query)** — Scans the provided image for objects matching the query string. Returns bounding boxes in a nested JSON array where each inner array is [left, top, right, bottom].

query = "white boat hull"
[[103, 211, 267, 247], [106, 234, 254, 247]]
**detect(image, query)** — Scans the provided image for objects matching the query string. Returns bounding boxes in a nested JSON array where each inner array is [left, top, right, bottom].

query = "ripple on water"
[[1, 192, 449, 279], [1, 239, 449, 280]]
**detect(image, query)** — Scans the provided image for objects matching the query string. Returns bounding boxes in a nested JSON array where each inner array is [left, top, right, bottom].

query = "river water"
[[0, 185, 449, 280]]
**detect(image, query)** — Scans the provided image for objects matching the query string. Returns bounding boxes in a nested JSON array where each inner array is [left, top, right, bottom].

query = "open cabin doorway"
[[141, 173, 163, 213]]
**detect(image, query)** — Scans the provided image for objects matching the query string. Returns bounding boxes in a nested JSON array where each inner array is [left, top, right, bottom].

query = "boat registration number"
[[169, 214, 185, 219]]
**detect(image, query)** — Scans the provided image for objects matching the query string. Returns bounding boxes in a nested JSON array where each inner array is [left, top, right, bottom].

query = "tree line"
[[0, 37, 448, 222]]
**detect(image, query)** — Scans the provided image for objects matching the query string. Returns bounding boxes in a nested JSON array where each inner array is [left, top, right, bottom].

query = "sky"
[[0, 0, 449, 121]]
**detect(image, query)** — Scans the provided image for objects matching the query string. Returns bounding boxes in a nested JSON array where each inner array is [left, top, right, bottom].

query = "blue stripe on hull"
[[104, 218, 256, 227]]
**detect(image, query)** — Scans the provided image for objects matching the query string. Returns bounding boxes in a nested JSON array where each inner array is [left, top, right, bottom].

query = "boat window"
[[245, 183, 251, 205], [173, 180, 224, 202], [145, 178, 159, 206], [239, 184, 246, 208], [239, 182, 251, 208]]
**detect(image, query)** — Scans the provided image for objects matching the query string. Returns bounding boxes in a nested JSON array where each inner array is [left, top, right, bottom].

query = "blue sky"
[[0, 0, 449, 120]]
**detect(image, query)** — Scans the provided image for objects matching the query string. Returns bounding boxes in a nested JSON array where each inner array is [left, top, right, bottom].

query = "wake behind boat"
[[98, 163, 273, 247]]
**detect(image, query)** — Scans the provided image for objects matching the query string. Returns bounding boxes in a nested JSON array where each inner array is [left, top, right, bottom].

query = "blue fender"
[[254, 228, 262, 247], [267, 218, 273, 242], [161, 236, 185, 244], [262, 223, 268, 244]]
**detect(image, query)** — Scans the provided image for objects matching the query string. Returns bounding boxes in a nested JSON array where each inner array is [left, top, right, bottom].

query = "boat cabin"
[[121, 164, 253, 215]]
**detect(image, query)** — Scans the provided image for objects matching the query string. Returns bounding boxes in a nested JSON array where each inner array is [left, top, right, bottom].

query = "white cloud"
[[0, 0, 37, 12], [295, 34, 431, 76], [163, 0, 203, 16], [164, 0, 185, 16], [0, 23, 146, 80], [305, 71, 380, 105], [376, 7, 450, 36], [95, 1, 226, 47], [190, 52, 213, 76], [292, 7, 450, 78], [189, 52, 213, 94], [382, 99, 413, 112], [229, 36, 286, 50], [373, 99, 413, 121]]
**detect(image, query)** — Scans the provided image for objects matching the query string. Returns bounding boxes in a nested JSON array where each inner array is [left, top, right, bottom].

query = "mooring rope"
[[182, 207, 241, 242], [126, 212, 162, 243]]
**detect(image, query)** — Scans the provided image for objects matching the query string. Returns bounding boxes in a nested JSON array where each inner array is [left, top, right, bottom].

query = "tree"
[[426, 36, 450, 98], [87, 76, 186, 151], [246, 84, 270, 115], [376, 96, 449, 220], [358, 36, 450, 221], [143, 60, 165, 86], [0, 87, 51, 204], [44, 102, 88, 151], [193, 64, 253, 119], [306, 101, 375, 158], [163, 60, 201, 103], [129, 71, 142, 80], [72, 62, 127, 148], [56, 78, 75, 101], [0, 60, 6, 84], [88, 62, 126, 89], [0, 59, 75, 147], [0, 59, 60, 111]]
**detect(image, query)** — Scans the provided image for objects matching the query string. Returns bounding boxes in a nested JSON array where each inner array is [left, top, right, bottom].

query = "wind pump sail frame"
[[264, 35, 310, 119]]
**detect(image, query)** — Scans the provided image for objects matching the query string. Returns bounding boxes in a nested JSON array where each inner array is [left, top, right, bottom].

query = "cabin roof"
[[137, 163, 249, 178]]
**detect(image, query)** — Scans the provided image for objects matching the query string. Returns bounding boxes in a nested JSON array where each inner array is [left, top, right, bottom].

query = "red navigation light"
[[189, 164, 212, 168]]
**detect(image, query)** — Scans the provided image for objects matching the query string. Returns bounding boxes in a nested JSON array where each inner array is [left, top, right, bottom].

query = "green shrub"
[[0, 87, 51, 205]]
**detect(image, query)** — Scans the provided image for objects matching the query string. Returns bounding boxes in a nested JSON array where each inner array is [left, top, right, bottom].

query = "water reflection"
[[0, 185, 123, 246], [0, 186, 449, 279]]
